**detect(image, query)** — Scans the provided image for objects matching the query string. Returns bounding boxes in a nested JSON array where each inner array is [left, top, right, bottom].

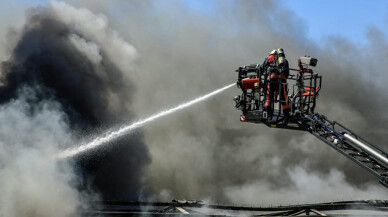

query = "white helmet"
[[277, 48, 284, 55], [269, 49, 277, 55]]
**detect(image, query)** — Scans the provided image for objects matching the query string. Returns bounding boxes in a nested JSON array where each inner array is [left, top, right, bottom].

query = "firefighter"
[[263, 48, 290, 117]]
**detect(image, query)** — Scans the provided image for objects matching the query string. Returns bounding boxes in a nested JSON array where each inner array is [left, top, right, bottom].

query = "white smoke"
[[0, 88, 83, 217], [225, 167, 387, 206]]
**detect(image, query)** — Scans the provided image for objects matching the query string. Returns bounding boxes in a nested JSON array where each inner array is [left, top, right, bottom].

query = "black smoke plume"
[[1, 5, 149, 200]]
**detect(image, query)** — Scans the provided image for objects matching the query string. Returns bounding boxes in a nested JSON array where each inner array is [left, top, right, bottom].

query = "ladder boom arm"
[[302, 113, 388, 188]]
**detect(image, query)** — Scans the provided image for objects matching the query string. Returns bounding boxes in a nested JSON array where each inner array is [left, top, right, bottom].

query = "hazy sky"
[[282, 0, 388, 44]]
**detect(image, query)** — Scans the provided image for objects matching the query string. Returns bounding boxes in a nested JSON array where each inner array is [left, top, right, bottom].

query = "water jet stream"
[[58, 83, 235, 159]]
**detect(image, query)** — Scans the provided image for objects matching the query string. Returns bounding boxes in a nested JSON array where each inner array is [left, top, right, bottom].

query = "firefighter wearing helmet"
[[262, 48, 290, 117]]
